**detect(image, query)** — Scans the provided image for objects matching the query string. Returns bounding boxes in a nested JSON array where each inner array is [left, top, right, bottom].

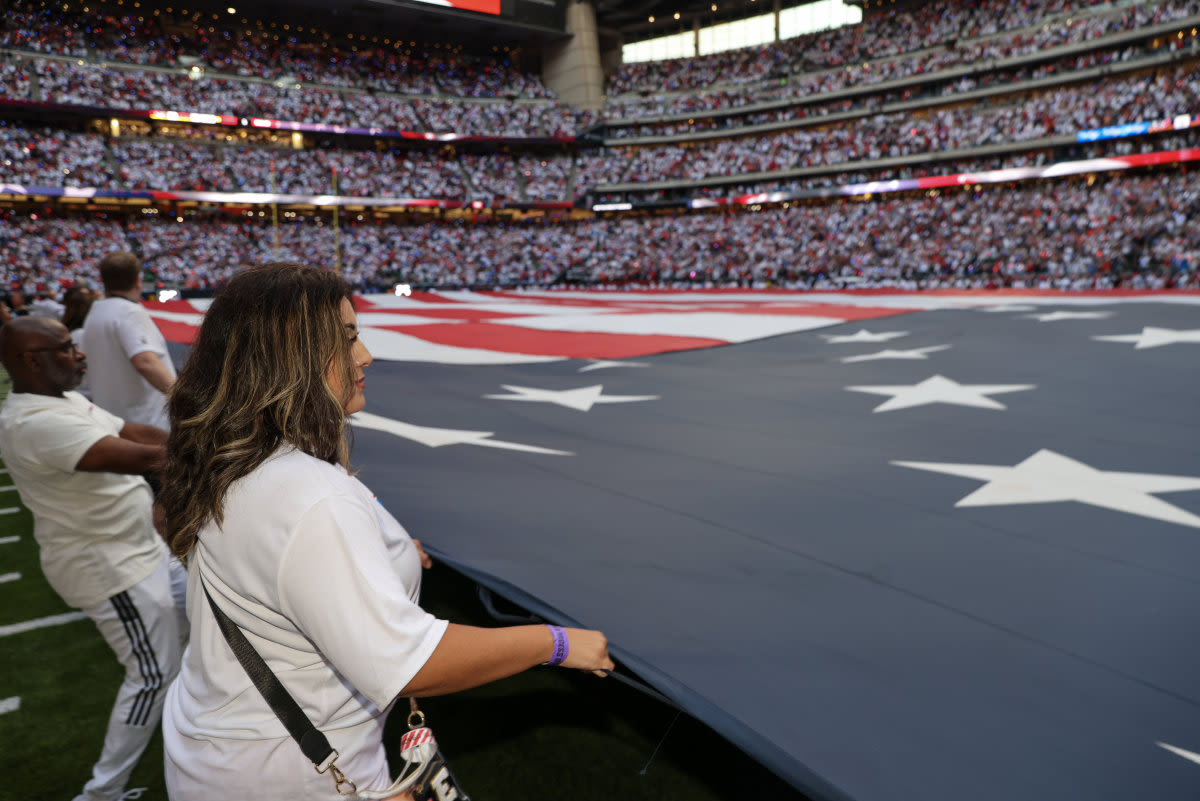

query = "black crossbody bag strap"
[[202, 583, 357, 795]]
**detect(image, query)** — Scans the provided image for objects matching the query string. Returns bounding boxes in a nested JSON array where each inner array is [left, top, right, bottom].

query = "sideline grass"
[[0, 370, 807, 801]]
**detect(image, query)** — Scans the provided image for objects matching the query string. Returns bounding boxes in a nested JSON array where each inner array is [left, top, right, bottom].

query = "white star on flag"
[[350, 411, 571, 455], [821, 329, 909, 344], [845, 375, 1035, 412], [976, 304, 1038, 313], [841, 345, 951, 363], [892, 449, 1200, 528], [577, 359, 650, 373], [1093, 327, 1200, 349], [484, 384, 659, 412], [1157, 742, 1200, 767], [1025, 311, 1114, 322]]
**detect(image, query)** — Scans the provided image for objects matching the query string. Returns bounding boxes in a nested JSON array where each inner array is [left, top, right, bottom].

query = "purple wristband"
[[543, 625, 569, 667]]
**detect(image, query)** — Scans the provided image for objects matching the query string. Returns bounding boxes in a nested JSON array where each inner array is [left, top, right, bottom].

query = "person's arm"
[[281, 496, 613, 705], [130, 351, 175, 394], [119, 420, 168, 446], [400, 623, 613, 698], [75, 436, 165, 475]]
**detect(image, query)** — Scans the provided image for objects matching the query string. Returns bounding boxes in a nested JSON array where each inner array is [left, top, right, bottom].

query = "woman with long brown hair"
[[159, 263, 612, 800]]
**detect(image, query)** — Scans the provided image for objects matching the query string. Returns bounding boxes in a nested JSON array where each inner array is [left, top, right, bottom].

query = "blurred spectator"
[[29, 289, 65, 319], [61, 284, 96, 397]]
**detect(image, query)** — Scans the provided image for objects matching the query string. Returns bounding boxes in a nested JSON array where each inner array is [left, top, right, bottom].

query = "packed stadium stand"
[[0, 0, 1198, 295]]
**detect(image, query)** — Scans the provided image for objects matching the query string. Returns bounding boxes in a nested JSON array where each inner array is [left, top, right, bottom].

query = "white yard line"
[[0, 696, 19, 715], [0, 507, 19, 515], [0, 536, 18, 545], [0, 485, 16, 492], [0, 573, 20, 584], [0, 611, 88, 638]]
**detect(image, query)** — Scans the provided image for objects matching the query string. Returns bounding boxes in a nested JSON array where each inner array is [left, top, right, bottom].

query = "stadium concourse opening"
[[1, 0, 1200, 798]]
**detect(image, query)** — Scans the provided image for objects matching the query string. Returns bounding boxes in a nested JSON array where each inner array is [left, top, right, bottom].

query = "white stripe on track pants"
[[73, 556, 188, 801]]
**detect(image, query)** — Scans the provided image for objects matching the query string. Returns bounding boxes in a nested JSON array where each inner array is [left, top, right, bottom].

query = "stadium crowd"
[[0, 0, 1192, 146], [0, 0, 1196, 297], [3, 169, 1196, 294], [5, 0, 1194, 143], [595, 129, 1200, 204], [594, 62, 1200, 186], [1, 0, 553, 98], [17, 57, 588, 137], [603, 43, 1168, 138], [606, 0, 1200, 98], [5, 54, 1196, 202]]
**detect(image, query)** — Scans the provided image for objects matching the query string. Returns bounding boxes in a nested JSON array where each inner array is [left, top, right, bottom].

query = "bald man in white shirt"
[[0, 316, 186, 801]]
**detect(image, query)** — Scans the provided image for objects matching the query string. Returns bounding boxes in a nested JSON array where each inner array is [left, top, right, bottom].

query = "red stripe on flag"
[[364, 307, 530, 321], [377, 322, 727, 359], [153, 319, 201, 345], [353, 291, 467, 312], [144, 299, 203, 314], [408, 291, 465, 304]]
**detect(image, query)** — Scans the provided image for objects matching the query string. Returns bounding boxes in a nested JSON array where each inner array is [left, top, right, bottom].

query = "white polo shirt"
[[80, 296, 176, 430], [0, 391, 165, 608]]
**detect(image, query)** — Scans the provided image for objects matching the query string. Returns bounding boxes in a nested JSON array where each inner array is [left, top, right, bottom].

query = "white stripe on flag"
[[0, 697, 19, 715], [0, 611, 88, 638]]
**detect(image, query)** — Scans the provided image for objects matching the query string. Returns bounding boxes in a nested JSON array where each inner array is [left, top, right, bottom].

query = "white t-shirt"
[[80, 296, 176, 430], [0, 391, 165, 608], [164, 447, 448, 800]]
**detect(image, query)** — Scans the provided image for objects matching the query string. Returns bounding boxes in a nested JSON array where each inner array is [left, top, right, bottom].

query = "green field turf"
[[0, 370, 806, 801]]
